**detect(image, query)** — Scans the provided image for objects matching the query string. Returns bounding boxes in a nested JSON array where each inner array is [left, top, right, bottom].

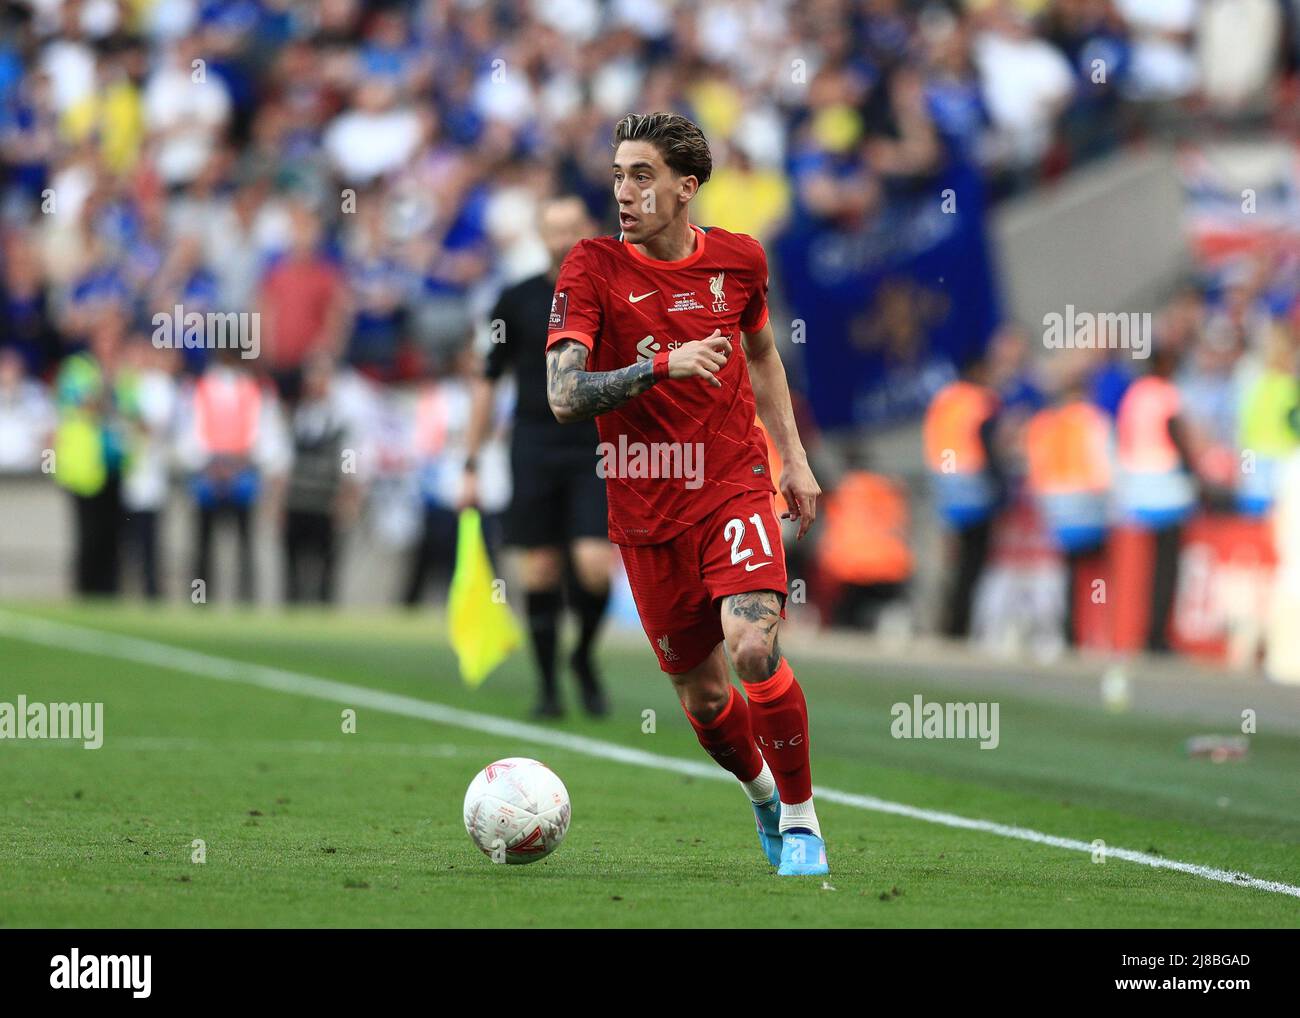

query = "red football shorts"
[[618, 489, 788, 674]]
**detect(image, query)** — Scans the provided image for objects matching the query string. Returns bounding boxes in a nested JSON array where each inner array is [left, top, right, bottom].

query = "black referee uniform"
[[487, 271, 611, 718], [487, 274, 608, 547]]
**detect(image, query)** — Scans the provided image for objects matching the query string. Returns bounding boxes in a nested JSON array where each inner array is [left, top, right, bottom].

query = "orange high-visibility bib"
[[1116, 376, 1180, 474], [817, 471, 913, 585], [1026, 402, 1111, 497], [195, 373, 262, 456], [923, 381, 997, 475]]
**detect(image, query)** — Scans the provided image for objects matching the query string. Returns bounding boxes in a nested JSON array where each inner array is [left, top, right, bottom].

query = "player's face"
[[613, 141, 691, 243]]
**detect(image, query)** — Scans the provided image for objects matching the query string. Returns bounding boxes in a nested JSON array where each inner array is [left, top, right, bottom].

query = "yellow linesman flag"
[[447, 508, 522, 688]]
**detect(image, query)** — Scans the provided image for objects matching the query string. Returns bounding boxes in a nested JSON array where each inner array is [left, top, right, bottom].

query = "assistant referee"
[[460, 196, 612, 718]]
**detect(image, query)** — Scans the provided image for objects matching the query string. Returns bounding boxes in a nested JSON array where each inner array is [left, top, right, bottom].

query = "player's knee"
[[680, 685, 729, 725], [570, 540, 612, 591], [520, 548, 564, 589], [728, 629, 775, 683], [673, 671, 730, 725]]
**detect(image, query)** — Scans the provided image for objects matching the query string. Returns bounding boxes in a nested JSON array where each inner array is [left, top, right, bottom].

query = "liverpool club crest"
[[709, 272, 728, 313]]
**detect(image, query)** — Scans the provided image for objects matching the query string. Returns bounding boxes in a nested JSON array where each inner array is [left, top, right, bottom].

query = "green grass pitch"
[[1, 602, 1297, 928]]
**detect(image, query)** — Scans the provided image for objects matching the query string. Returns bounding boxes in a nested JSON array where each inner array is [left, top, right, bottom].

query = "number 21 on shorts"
[[724, 514, 774, 572]]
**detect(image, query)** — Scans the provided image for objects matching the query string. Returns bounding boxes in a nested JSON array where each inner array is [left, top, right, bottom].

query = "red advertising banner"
[[1074, 515, 1276, 662]]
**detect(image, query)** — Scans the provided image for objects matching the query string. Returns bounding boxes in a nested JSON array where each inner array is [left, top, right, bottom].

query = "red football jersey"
[[546, 224, 776, 545]]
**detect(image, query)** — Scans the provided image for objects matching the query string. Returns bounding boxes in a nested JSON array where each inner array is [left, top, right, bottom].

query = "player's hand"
[[779, 457, 820, 541], [667, 330, 731, 388]]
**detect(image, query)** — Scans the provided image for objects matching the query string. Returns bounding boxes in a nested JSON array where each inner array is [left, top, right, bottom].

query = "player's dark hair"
[[612, 112, 712, 186]]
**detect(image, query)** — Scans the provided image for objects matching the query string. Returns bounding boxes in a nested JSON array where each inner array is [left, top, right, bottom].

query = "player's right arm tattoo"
[[546, 339, 657, 422]]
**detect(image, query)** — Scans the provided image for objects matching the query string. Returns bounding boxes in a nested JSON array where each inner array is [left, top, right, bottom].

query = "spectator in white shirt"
[[142, 37, 233, 186], [0, 348, 55, 474], [120, 337, 179, 599], [1114, 0, 1200, 101], [973, 2, 1075, 177], [323, 79, 425, 185]]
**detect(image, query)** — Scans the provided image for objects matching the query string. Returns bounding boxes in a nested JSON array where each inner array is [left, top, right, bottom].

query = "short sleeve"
[[739, 238, 769, 333], [546, 244, 603, 352]]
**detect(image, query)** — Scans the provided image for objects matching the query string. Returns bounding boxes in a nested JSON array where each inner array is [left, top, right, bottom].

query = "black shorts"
[[506, 446, 609, 548]]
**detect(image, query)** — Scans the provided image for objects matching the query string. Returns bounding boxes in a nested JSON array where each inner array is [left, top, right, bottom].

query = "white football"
[[463, 757, 572, 864]]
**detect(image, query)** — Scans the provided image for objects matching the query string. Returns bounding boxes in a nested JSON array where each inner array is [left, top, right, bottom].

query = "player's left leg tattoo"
[[723, 588, 821, 851], [722, 590, 783, 682]]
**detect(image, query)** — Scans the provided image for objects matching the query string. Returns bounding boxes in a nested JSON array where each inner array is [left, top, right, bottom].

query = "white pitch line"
[[3, 609, 1298, 900], [112, 736, 463, 758]]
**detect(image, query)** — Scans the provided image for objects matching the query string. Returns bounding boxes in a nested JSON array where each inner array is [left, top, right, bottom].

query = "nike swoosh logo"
[[744, 561, 772, 572], [628, 291, 658, 304]]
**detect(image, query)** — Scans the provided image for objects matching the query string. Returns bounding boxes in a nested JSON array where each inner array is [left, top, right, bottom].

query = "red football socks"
[[742, 658, 813, 804], [683, 684, 764, 783]]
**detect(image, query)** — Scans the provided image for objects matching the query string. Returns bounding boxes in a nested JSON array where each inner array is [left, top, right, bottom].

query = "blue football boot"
[[777, 829, 829, 876], [752, 796, 783, 867]]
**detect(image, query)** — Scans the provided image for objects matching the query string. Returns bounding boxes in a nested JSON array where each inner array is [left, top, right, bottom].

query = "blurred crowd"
[[905, 259, 1300, 657], [2, 0, 1299, 624]]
